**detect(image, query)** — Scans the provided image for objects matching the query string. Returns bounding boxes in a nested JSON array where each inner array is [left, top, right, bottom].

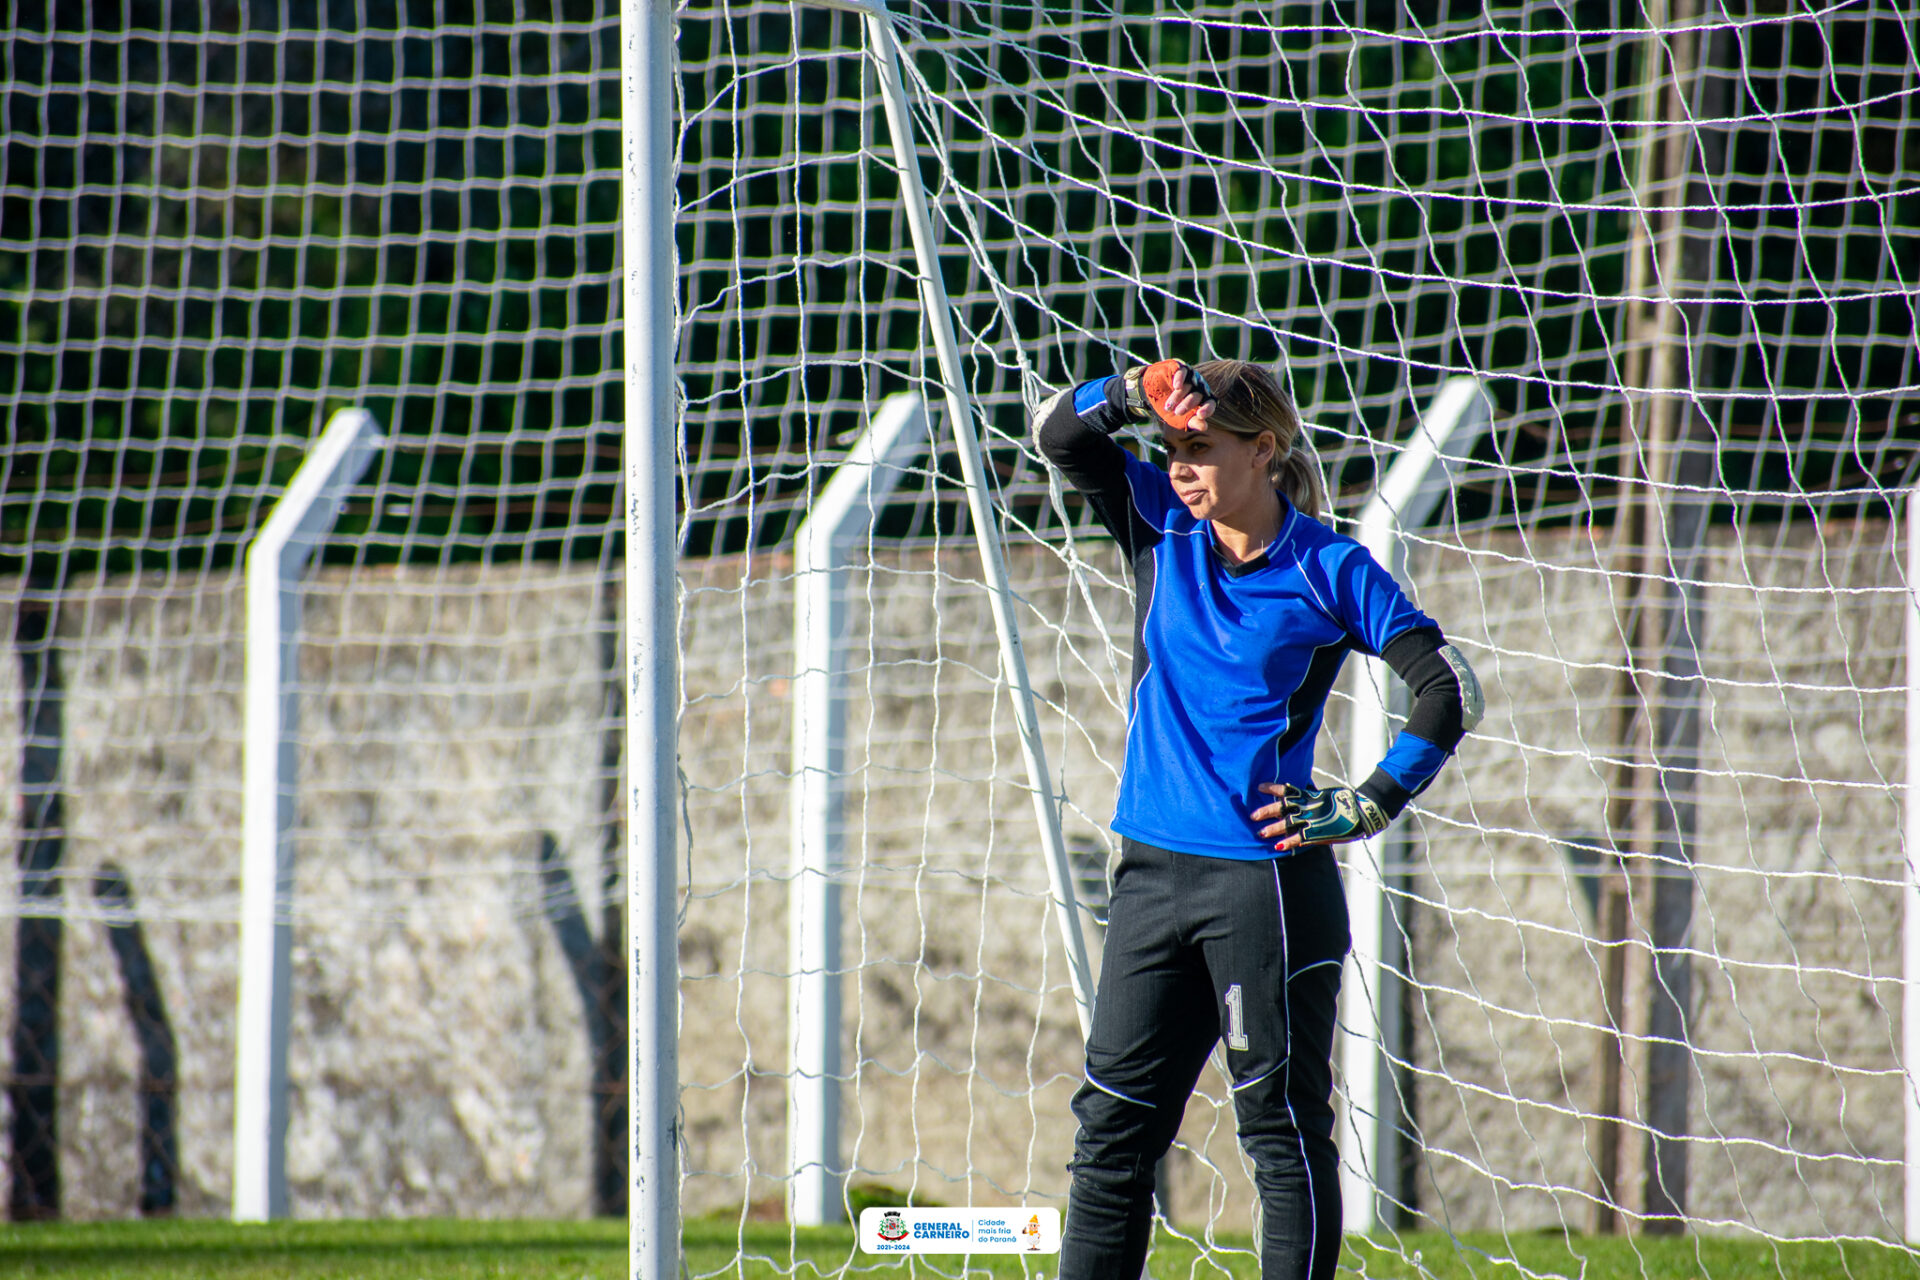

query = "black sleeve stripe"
[[1036, 384, 1162, 559], [1358, 630, 1482, 821], [1378, 624, 1444, 672], [1379, 625, 1473, 753], [1269, 637, 1356, 764]]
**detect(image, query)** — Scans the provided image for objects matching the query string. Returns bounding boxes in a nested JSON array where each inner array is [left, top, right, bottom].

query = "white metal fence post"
[[789, 394, 929, 1225], [233, 408, 384, 1222], [1342, 378, 1487, 1233]]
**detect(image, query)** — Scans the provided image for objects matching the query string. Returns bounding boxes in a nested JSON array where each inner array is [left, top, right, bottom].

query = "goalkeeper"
[[1034, 359, 1481, 1280]]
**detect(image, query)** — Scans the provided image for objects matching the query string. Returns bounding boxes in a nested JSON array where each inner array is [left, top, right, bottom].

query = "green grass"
[[0, 1218, 1913, 1279]]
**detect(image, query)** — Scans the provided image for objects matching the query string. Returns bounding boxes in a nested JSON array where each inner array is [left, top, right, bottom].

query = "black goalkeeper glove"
[[1255, 782, 1390, 852]]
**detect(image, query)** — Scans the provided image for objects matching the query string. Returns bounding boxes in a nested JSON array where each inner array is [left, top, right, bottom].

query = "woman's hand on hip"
[[1253, 781, 1389, 852]]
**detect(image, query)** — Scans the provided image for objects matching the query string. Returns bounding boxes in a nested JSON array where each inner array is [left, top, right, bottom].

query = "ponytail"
[[1275, 445, 1325, 522]]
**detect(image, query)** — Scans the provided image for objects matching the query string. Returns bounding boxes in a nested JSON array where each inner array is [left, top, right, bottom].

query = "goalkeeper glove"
[[1121, 360, 1214, 431], [1257, 782, 1389, 852]]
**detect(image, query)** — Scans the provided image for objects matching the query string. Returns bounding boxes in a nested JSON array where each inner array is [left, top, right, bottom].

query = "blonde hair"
[[1191, 360, 1324, 520]]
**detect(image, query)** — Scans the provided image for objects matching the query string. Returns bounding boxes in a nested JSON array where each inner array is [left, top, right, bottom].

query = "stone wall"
[[0, 524, 1910, 1239], [0, 566, 612, 1219], [1396, 520, 1906, 1237]]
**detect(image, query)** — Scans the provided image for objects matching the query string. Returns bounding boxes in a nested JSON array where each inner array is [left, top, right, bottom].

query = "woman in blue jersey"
[[1035, 359, 1481, 1280]]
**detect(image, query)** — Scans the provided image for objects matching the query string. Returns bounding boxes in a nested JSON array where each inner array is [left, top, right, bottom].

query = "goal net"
[[668, 0, 1920, 1257], [4, 0, 1919, 1268]]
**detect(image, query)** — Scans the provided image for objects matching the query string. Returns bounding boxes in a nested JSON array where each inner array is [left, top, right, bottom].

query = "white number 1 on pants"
[[1224, 983, 1249, 1051]]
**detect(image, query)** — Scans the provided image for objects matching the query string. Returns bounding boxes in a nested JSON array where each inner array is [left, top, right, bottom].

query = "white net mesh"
[[4, 0, 1920, 1269], [670, 0, 1920, 1256], [2, 1, 629, 1218]]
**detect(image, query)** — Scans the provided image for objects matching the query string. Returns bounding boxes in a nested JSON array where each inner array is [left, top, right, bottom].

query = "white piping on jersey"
[[1279, 532, 1351, 636], [1122, 463, 1173, 740], [1123, 470, 1158, 740], [1083, 1071, 1156, 1109], [1270, 635, 1353, 787], [1272, 500, 1300, 558], [1124, 462, 1164, 539], [1272, 859, 1323, 1279], [1193, 492, 1299, 562]]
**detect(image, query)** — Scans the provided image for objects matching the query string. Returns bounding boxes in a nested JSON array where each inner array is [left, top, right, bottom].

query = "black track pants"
[[1060, 839, 1350, 1280]]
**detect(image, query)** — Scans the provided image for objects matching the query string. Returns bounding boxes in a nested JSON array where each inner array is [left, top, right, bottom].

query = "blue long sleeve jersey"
[[1036, 376, 1482, 860]]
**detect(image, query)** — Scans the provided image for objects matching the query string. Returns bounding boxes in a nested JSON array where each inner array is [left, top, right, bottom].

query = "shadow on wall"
[[7, 585, 181, 1221]]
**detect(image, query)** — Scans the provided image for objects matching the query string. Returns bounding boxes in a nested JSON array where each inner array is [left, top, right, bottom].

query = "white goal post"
[[622, 0, 681, 1272]]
